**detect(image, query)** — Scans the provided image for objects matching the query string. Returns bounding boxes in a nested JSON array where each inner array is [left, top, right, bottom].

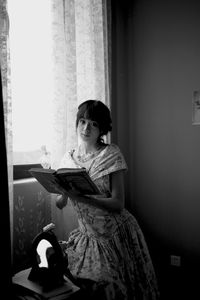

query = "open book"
[[29, 167, 101, 195]]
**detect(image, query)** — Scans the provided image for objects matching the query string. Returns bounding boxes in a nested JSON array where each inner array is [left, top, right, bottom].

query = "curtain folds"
[[0, 0, 111, 248], [50, 0, 111, 240], [0, 0, 13, 257]]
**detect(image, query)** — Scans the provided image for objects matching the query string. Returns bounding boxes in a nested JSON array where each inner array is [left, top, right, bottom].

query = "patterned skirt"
[[63, 210, 160, 300]]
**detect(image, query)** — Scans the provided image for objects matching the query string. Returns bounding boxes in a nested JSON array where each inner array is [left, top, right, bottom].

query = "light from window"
[[8, 0, 53, 165]]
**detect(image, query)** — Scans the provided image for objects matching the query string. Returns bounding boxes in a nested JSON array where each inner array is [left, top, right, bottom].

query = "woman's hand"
[[54, 179, 83, 209], [56, 194, 68, 209], [59, 183, 82, 198]]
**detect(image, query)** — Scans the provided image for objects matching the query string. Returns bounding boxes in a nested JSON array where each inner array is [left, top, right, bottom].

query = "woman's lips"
[[81, 132, 90, 137]]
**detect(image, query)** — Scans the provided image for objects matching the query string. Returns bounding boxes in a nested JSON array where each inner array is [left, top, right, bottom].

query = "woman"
[[55, 100, 159, 300]]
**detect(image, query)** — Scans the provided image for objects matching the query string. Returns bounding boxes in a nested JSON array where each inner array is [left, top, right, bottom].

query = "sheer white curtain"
[[0, 0, 111, 244], [50, 0, 111, 240], [0, 0, 13, 255]]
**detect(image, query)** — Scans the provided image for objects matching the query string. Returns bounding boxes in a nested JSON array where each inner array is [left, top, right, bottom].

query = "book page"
[[57, 172, 101, 195]]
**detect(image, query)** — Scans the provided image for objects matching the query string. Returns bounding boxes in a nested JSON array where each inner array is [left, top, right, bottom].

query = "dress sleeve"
[[90, 144, 128, 180]]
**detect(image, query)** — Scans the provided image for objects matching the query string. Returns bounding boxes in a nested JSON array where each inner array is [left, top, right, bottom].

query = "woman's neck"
[[78, 142, 100, 154]]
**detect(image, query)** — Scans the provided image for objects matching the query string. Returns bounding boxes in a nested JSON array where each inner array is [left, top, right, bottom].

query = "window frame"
[[14, 164, 43, 180]]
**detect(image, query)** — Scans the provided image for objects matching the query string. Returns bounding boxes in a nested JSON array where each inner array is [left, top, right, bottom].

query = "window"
[[8, 0, 53, 178]]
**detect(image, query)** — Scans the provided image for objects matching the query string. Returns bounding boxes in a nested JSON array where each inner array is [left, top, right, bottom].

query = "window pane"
[[8, 0, 53, 165]]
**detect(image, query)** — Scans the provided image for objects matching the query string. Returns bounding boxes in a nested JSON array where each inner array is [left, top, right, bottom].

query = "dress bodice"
[[59, 143, 129, 238]]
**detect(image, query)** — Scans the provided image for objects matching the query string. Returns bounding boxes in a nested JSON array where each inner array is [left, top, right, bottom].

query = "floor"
[[158, 266, 199, 300]]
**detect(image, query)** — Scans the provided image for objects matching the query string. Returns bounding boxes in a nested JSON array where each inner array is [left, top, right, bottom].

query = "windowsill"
[[14, 177, 37, 184], [14, 164, 42, 180]]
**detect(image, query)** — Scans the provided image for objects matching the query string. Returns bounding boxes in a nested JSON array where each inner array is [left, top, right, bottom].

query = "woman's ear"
[[99, 132, 103, 139]]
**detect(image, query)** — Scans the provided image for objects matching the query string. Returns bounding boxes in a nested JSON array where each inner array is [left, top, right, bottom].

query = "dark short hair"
[[76, 100, 112, 138]]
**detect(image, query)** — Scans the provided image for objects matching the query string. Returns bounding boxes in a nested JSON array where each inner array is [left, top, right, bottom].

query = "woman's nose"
[[84, 121, 91, 130]]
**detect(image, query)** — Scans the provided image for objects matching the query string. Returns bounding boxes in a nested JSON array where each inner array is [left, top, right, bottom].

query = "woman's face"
[[77, 118, 100, 144]]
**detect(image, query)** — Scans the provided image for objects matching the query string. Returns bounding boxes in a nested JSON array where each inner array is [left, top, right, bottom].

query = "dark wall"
[[111, 0, 200, 298], [111, 0, 133, 211]]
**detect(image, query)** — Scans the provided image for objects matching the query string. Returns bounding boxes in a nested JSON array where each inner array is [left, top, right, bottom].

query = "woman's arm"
[[92, 170, 125, 212], [58, 170, 125, 213]]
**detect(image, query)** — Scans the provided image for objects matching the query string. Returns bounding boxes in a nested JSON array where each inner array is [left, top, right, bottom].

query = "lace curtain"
[[0, 0, 13, 255], [0, 0, 111, 246], [50, 0, 111, 240]]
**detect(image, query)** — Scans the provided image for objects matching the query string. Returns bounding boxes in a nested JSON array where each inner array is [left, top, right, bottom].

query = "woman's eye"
[[79, 119, 85, 124], [91, 121, 98, 128]]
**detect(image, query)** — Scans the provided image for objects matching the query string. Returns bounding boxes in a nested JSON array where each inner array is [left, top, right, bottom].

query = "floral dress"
[[59, 143, 159, 300]]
